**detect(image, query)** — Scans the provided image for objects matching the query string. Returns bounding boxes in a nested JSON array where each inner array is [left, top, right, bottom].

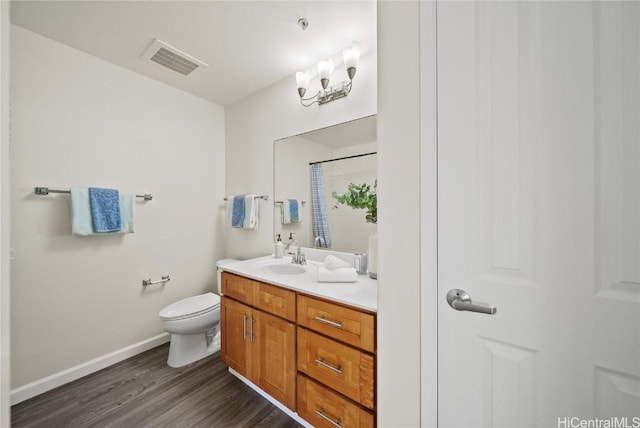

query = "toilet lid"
[[159, 292, 220, 321]]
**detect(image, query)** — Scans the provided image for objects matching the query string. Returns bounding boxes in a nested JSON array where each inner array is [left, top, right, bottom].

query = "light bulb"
[[296, 71, 310, 90], [343, 48, 357, 70], [317, 60, 334, 89], [295, 71, 310, 98]]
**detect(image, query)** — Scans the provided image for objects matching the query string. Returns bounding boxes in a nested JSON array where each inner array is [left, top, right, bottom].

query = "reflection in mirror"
[[274, 115, 376, 254]]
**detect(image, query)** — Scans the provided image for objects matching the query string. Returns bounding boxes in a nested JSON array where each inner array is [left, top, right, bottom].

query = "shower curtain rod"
[[309, 151, 377, 166]]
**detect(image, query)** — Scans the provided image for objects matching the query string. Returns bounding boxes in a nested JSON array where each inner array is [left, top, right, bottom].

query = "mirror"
[[274, 115, 377, 253]]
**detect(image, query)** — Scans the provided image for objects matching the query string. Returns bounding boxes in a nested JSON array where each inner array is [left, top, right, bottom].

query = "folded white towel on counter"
[[323, 254, 353, 270], [318, 266, 357, 283]]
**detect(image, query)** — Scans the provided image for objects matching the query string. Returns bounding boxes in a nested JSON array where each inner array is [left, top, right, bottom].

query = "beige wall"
[[377, 2, 422, 426], [224, 49, 377, 260], [10, 26, 226, 389]]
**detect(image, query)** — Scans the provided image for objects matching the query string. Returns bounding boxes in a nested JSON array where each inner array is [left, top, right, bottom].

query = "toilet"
[[158, 259, 238, 367]]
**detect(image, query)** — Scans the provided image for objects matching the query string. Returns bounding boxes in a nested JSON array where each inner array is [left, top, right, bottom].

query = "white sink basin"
[[261, 263, 307, 275]]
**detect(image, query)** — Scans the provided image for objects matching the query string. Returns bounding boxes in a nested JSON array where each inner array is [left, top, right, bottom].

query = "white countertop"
[[221, 254, 378, 312]]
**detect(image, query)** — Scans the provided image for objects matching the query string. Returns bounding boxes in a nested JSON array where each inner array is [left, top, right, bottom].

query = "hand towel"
[[119, 193, 134, 233], [289, 199, 299, 222], [281, 200, 291, 224], [225, 197, 234, 227], [281, 199, 303, 224], [89, 188, 122, 233], [243, 195, 260, 230], [318, 266, 358, 283], [324, 254, 353, 270], [70, 188, 93, 236], [231, 194, 245, 228]]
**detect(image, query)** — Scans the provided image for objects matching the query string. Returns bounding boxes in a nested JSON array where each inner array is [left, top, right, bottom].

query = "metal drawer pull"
[[250, 317, 255, 342], [315, 409, 342, 428], [314, 315, 343, 329], [315, 358, 342, 374], [243, 315, 247, 340]]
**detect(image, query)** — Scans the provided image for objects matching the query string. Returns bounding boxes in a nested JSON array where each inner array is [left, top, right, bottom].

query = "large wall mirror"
[[274, 115, 377, 254]]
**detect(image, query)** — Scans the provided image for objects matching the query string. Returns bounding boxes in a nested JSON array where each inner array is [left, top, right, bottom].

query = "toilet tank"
[[215, 259, 238, 294]]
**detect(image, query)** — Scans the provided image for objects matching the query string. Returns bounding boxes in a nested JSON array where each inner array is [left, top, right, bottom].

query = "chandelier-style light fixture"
[[295, 41, 361, 107]]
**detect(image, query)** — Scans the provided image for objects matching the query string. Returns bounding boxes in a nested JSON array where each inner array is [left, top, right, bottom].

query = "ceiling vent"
[[141, 39, 208, 76]]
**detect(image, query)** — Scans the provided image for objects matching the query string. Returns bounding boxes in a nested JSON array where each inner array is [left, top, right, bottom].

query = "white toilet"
[[158, 259, 238, 368]]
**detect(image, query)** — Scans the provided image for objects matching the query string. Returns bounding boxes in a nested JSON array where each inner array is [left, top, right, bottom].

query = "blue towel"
[[89, 188, 122, 233], [289, 199, 299, 222], [231, 194, 246, 228]]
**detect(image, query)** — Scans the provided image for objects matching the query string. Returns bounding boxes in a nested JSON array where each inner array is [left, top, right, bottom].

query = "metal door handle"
[[447, 289, 497, 315]]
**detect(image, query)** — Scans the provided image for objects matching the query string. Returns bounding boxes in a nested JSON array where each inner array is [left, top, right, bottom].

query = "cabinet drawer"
[[221, 272, 257, 306], [298, 375, 374, 428], [298, 294, 375, 352], [298, 328, 375, 410], [256, 282, 296, 322]]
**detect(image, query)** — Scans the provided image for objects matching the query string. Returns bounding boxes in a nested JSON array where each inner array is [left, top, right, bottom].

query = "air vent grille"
[[150, 47, 199, 76], [141, 39, 208, 76]]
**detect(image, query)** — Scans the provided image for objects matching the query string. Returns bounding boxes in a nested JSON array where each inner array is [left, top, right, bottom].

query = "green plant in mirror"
[[332, 180, 377, 224]]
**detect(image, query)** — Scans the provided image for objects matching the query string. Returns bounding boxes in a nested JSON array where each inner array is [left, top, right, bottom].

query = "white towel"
[[70, 188, 93, 235], [324, 254, 353, 270], [243, 195, 260, 230], [119, 193, 134, 233], [318, 267, 358, 283], [281, 200, 291, 224], [225, 197, 234, 227]]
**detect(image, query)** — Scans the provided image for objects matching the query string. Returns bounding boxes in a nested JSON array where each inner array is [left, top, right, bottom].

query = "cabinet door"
[[256, 282, 296, 322], [221, 297, 253, 378], [254, 309, 297, 411], [221, 272, 257, 306], [298, 375, 374, 428], [298, 328, 375, 410], [298, 294, 375, 352]]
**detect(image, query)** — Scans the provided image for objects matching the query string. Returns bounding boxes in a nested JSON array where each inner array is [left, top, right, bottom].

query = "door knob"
[[447, 289, 497, 315]]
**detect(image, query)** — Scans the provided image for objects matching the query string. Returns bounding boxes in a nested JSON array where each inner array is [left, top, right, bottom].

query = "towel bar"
[[35, 187, 153, 201], [142, 275, 170, 287], [274, 200, 306, 206], [223, 195, 269, 201]]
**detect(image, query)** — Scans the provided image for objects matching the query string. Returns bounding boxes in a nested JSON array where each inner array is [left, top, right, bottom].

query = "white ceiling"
[[10, 0, 376, 107]]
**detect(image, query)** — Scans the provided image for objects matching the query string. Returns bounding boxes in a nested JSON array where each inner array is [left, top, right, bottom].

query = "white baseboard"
[[228, 368, 313, 428], [10, 333, 170, 405]]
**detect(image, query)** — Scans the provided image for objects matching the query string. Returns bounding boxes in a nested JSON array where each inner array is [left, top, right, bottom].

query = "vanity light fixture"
[[295, 41, 361, 107]]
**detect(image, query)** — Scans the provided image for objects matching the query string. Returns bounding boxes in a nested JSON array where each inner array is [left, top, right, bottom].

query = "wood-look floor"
[[11, 344, 302, 428]]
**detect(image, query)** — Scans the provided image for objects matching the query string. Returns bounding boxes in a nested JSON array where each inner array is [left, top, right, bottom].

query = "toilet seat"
[[159, 292, 220, 322]]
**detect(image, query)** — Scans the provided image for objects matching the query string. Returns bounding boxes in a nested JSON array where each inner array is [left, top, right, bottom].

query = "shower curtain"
[[310, 164, 331, 248]]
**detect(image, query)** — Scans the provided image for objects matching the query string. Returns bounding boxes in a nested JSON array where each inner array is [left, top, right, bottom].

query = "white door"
[[437, 2, 640, 427]]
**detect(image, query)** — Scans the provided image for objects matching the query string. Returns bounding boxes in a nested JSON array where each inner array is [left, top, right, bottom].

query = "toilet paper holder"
[[142, 275, 171, 287]]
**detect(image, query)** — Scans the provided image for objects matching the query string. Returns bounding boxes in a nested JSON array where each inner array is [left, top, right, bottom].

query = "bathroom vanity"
[[219, 255, 377, 428]]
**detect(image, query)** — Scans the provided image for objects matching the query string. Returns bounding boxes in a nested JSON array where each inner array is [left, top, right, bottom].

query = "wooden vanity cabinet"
[[220, 273, 296, 410], [297, 294, 376, 426], [221, 271, 377, 427]]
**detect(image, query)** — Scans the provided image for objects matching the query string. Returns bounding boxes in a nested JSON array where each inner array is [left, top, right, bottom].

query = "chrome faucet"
[[291, 247, 306, 265], [314, 236, 326, 248]]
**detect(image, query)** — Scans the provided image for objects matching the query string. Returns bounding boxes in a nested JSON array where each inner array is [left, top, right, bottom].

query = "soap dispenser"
[[274, 234, 284, 259]]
